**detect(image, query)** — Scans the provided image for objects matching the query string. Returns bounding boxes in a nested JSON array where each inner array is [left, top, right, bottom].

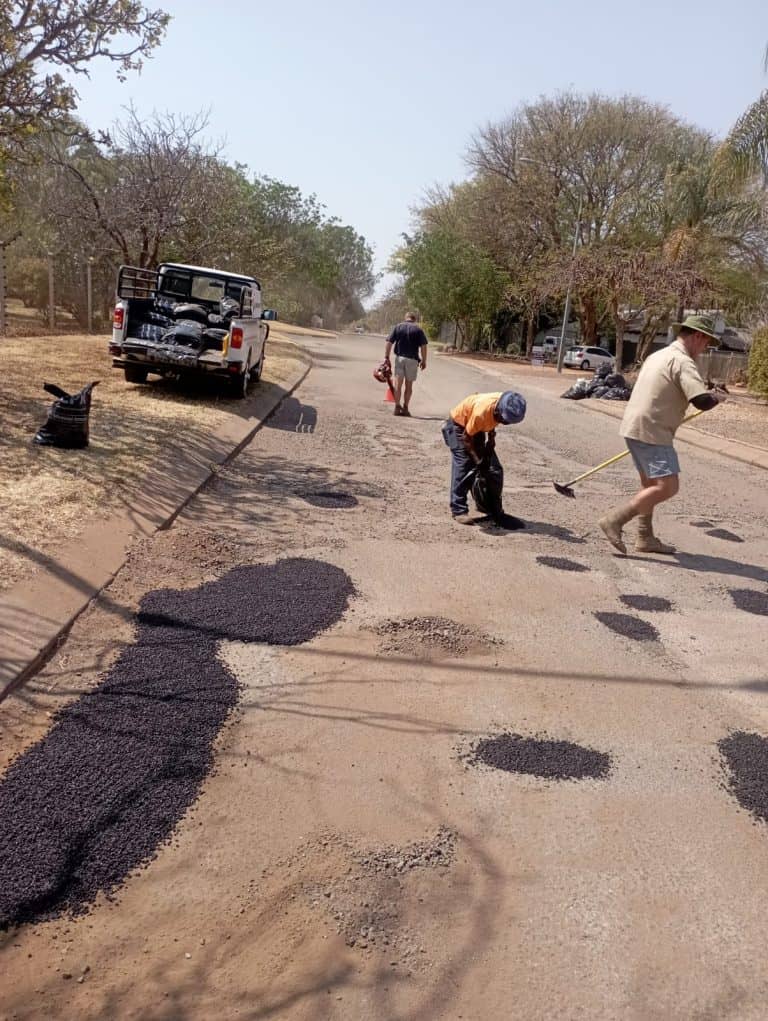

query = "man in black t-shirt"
[[383, 313, 428, 417]]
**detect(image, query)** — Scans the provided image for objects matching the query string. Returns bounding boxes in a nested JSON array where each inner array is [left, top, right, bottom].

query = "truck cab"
[[110, 262, 278, 398]]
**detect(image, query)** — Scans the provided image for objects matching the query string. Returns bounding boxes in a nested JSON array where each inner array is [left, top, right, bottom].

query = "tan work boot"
[[636, 515, 676, 555], [598, 502, 637, 555]]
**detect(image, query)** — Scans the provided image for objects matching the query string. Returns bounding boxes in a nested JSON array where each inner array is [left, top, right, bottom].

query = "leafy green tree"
[[748, 326, 768, 398]]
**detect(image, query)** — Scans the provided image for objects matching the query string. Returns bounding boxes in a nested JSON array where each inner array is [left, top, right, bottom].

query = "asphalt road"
[[3, 332, 768, 1020]]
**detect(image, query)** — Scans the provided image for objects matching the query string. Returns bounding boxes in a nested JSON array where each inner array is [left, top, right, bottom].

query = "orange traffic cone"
[[385, 384, 396, 403]]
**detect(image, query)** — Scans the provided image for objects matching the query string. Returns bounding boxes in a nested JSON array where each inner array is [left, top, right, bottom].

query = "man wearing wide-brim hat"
[[599, 314, 726, 555]]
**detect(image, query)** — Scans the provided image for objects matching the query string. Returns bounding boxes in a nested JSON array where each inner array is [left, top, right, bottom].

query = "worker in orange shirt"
[[441, 390, 527, 526]]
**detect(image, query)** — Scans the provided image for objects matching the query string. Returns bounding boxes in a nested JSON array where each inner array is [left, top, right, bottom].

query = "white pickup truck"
[[110, 262, 278, 397]]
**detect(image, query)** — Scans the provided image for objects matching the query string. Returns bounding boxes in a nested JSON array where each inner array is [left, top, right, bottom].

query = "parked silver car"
[[563, 345, 614, 371]]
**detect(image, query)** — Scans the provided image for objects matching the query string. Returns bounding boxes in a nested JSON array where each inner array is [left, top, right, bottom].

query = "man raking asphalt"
[[598, 314, 726, 555]]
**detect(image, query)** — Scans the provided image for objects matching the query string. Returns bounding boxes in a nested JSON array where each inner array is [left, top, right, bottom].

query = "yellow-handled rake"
[[552, 409, 705, 498]]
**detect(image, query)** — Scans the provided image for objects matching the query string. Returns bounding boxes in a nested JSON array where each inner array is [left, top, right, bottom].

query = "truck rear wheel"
[[229, 358, 251, 398], [124, 365, 149, 384]]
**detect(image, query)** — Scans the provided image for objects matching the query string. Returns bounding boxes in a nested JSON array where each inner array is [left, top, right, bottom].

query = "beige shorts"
[[394, 355, 419, 382]]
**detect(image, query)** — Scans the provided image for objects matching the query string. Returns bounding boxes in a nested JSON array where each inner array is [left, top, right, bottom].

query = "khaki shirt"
[[620, 341, 708, 445]]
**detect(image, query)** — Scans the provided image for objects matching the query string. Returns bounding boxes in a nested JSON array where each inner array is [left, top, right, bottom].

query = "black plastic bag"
[[472, 469, 504, 519], [34, 381, 99, 449], [604, 372, 626, 388], [595, 362, 612, 379], [561, 379, 591, 400]]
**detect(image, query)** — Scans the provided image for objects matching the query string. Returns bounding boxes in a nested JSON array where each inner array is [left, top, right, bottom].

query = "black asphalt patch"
[[469, 733, 611, 781], [730, 589, 768, 616], [705, 528, 744, 543], [691, 520, 715, 529], [0, 558, 354, 931], [536, 556, 590, 573], [619, 594, 674, 613], [300, 490, 358, 509], [593, 612, 660, 642], [719, 731, 768, 824]]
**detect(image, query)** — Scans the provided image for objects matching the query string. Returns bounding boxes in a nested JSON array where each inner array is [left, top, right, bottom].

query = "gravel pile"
[[469, 733, 611, 781], [730, 589, 768, 616], [374, 616, 497, 659], [719, 731, 768, 824], [306, 828, 456, 961], [536, 555, 590, 573], [0, 558, 354, 931], [593, 611, 660, 642], [354, 827, 456, 876], [619, 594, 674, 613]]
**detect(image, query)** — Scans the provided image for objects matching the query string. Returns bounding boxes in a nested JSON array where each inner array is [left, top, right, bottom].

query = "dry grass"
[[0, 332, 303, 593]]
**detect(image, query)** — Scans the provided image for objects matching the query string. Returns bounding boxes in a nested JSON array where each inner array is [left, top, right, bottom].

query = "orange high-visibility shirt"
[[450, 392, 502, 436]]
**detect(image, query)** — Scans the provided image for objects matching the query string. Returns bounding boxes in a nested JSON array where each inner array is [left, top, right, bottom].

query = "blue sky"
[[74, 0, 767, 301]]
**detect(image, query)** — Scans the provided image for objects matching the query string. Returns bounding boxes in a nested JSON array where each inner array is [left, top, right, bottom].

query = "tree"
[[748, 325, 768, 398], [0, 1, 170, 143], [395, 229, 506, 348]]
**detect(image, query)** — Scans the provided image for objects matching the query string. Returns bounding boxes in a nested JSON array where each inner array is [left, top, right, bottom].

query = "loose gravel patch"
[[300, 490, 358, 509], [619, 594, 674, 613], [719, 732, 768, 824], [593, 612, 660, 642], [468, 733, 611, 781], [536, 555, 590, 573], [730, 589, 768, 616], [706, 528, 744, 543], [373, 616, 498, 659], [0, 558, 354, 931]]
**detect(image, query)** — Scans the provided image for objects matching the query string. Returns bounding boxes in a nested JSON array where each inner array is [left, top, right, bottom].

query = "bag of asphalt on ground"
[[471, 468, 526, 531], [33, 381, 99, 449]]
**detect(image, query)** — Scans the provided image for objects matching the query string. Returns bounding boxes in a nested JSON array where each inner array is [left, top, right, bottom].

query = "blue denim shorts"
[[625, 439, 680, 478]]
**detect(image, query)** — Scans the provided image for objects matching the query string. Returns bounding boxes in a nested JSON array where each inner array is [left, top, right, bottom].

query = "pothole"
[[730, 589, 768, 616], [705, 528, 744, 543], [619, 594, 674, 613], [593, 612, 660, 641], [300, 490, 358, 509], [719, 732, 768, 824], [467, 733, 611, 781], [691, 520, 715, 529], [536, 556, 590, 573], [373, 616, 499, 659]]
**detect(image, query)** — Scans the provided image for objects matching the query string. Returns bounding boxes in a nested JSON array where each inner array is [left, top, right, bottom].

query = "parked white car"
[[563, 345, 614, 371], [110, 262, 277, 398]]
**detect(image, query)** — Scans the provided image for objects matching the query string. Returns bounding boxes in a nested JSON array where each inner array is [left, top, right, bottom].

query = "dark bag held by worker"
[[34, 381, 99, 449]]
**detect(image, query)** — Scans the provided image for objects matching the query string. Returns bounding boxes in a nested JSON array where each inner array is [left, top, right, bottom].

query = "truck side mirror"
[[261, 309, 278, 321]]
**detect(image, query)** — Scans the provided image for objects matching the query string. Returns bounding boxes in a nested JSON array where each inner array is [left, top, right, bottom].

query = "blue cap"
[[497, 391, 526, 424]]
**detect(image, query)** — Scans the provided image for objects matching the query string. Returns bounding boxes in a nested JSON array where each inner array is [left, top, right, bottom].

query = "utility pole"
[[555, 196, 582, 374], [87, 256, 94, 333], [517, 156, 582, 373], [47, 252, 55, 332]]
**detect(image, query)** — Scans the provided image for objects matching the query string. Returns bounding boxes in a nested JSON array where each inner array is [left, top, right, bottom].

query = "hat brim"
[[673, 323, 719, 341]]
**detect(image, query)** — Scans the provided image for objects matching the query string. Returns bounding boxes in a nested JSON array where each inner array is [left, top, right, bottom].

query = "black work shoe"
[[393, 404, 403, 416], [401, 407, 412, 417]]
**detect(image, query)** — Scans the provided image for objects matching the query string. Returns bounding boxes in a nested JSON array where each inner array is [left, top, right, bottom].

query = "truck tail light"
[[230, 327, 243, 349], [113, 305, 124, 329]]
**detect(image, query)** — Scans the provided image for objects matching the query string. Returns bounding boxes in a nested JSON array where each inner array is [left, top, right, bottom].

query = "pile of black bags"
[[561, 363, 632, 402]]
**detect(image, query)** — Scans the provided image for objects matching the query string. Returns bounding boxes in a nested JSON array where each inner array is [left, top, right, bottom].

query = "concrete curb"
[[0, 348, 312, 701]]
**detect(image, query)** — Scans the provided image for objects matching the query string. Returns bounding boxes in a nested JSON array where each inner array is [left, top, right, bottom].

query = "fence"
[[696, 350, 749, 385]]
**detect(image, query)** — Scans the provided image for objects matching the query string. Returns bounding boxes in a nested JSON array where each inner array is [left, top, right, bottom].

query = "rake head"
[[553, 480, 576, 498]]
